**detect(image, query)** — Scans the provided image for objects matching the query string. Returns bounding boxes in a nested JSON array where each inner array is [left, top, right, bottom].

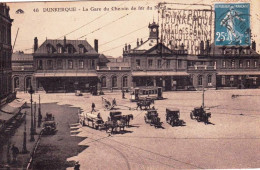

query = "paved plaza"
[[16, 89, 260, 169]]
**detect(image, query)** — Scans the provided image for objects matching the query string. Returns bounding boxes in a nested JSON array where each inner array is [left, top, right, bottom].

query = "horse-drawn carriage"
[[42, 113, 56, 135], [166, 108, 185, 126], [79, 111, 104, 130], [144, 109, 162, 128], [136, 98, 154, 110], [190, 106, 211, 124]]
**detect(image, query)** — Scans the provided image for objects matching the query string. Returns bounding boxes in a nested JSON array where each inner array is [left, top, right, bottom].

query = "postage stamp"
[[215, 3, 250, 46]]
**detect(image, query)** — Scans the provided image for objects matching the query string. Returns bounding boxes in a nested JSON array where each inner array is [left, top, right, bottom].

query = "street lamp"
[[22, 112, 28, 154], [28, 85, 35, 142], [38, 94, 42, 128]]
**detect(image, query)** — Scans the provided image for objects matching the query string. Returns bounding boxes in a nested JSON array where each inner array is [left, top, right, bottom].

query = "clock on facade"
[[152, 28, 157, 32]]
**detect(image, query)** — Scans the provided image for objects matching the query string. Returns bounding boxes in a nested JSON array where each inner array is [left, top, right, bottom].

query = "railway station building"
[[21, 21, 260, 93]]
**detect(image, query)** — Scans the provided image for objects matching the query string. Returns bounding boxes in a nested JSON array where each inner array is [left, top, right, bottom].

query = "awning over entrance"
[[218, 71, 260, 76], [132, 71, 189, 77], [34, 72, 98, 77], [0, 99, 25, 121]]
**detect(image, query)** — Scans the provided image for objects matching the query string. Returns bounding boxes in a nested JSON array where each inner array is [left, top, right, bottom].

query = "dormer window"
[[47, 46, 52, 53], [67, 44, 74, 54], [79, 47, 84, 54], [78, 44, 86, 54], [57, 46, 62, 53], [57, 44, 63, 54]]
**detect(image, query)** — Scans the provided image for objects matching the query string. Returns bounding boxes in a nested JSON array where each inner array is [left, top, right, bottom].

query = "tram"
[[130, 86, 163, 102]]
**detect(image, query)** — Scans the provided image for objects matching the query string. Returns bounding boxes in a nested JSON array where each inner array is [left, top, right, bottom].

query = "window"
[[222, 60, 226, 68], [79, 47, 84, 54], [136, 59, 140, 67], [214, 61, 217, 69], [239, 60, 243, 68], [254, 60, 257, 68], [123, 76, 128, 87], [68, 45, 74, 54], [57, 46, 62, 53], [47, 46, 52, 53], [177, 60, 182, 68], [148, 59, 153, 67], [208, 75, 212, 86], [198, 75, 203, 86], [253, 78, 257, 85], [79, 60, 84, 69], [91, 60, 95, 69], [166, 60, 170, 68], [221, 76, 225, 85], [68, 60, 73, 69], [231, 60, 235, 68], [230, 76, 234, 84], [157, 59, 162, 68], [47, 60, 53, 69], [38, 60, 43, 70], [112, 76, 117, 88], [14, 77, 19, 89], [246, 60, 250, 68], [101, 76, 106, 87], [57, 59, 63, 69]]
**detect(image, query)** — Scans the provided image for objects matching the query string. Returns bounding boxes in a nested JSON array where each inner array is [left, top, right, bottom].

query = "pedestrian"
[[91, 102, 96, 112], [11, 144, 19, 163], [112, 98, 117, 106], [74, 161, 80, 170]]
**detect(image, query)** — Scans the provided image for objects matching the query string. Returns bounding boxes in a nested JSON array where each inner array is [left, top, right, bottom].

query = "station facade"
[[13, 22, 260, 93]]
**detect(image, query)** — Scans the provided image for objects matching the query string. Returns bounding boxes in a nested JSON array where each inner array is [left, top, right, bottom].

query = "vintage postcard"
[[0, 0, 260, 169]]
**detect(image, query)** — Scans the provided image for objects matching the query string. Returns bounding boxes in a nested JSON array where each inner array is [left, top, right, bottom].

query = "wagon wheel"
[[82, 120, 86, 126], [190, 112, 194, 120]]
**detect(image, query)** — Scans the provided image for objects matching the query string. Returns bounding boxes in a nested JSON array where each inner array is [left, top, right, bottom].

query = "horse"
[[117, 119, 126, 132], [122, 114, 134, 127], [136, 100, 152, 110], [104, 120, 117, 134]]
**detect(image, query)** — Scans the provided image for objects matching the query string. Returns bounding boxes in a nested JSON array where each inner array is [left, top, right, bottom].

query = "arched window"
[[112, 76, 117, 88], [207, 75, 212, 86], [122, 76, 128, 87], [198, 75, 203, 86], [14, 77, 19, 89], [25, 77, 31, 89], [101, 76, 106, 87]]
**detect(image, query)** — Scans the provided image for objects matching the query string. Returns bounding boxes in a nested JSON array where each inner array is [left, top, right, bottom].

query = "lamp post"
[[34, 102, 37, 134], [38, 94, 42, 127], [28, 85, 35, 142], [202, 87, 205, 108], [22, 112, 28, 154]]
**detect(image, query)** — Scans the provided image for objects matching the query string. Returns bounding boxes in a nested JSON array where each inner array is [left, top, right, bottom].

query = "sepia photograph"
[[0, 0, 260, 169]]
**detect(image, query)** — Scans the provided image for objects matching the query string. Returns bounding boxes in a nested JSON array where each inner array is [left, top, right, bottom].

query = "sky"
[[6, 0, 260, 57]]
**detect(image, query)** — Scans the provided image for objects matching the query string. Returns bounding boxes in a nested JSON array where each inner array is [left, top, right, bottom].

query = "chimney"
[[64, 36, 66, 47], [206, 40, 210, 54], [140, 39, 143, 44], [252, 41, 256, 51], [34, 37, 38, 52], [94, 39, 98, 53], [137, 38, 139, 46], [200, 41, 204, 55], [128, 44, 131, 50], [125, 44, 127, 51]]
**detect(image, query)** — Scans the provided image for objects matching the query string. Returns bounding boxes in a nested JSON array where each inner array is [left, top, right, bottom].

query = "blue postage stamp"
[[215, 3, 250, 46]]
